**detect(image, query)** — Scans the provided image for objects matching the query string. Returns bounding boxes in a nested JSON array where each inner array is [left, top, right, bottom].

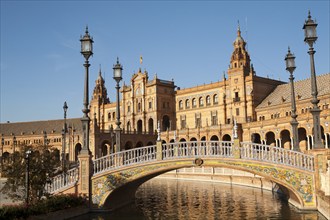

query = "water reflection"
[[71, 178, 326, 220]]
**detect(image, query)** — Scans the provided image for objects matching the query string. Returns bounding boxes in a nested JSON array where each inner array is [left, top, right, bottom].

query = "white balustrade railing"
[[49, 141, 315, 193], [240, 142, 314, 171], [162, 141, 233, 159], [46, 167, 79, 194], [93, 145, 157, 175]]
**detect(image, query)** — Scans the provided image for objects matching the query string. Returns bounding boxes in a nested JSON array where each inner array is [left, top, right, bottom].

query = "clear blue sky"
[[1, 1, 329, 123]]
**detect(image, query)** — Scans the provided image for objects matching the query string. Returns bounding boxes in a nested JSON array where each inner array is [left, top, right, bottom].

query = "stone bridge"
[[46, 140, 329, 214]]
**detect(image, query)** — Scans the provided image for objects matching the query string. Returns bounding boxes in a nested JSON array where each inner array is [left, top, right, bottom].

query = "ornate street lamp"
[[303, 11, 323, 149], [113, 58, 123, 153], [285, 47, 300, 152], [80, 27, 93, 153], [13, 135, 16, 163], [25, 149, 32, 206], [110, 124, 114, 154], [61, 101, 68, 171], [1, 134, 4, 172]]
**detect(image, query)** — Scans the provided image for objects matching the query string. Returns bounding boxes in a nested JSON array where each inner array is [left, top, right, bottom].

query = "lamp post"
[[303, 11, 323, 149], [1, 134, 4, 172], [25, 149, 32, 206], [13, 136, 16, 163], [61, 101, 68, 171], [110, 124, 114, 154], [80, 27, 93, 153], [113, 58, 123, 153], [285, 47, 300, 152]]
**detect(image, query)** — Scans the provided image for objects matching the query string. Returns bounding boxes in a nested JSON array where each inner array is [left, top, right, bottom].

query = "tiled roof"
[[0, 118, 83, 136], [256, 73, 330, 109]]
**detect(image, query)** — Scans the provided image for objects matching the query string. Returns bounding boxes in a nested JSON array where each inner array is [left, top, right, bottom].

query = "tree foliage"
[[1, 145, 60, 204]]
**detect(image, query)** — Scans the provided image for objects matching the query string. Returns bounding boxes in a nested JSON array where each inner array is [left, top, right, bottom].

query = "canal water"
[[71, 178, 326, 220]]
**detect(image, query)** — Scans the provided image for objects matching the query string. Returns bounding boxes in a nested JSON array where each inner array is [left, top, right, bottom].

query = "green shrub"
[[0, 194, 86, 220]]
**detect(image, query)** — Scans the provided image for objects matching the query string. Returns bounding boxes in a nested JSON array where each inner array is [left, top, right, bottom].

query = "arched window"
[[179, 100, 183, 109], [199, 97, 204, 107], [213, 94, 218, 104], [108, 112, 111, 120], [185, 99, 190, 108], [112, 112, 115, 120], [127, 102, 131, 113], [206, 96, 211, 106], [192, 98, 196, 108], [138, 102, 141, 112]]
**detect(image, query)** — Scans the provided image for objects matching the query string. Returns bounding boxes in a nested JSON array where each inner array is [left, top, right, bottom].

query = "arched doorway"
[[266, 132, 276, 146], [179, 138, 186, 142], [321, 126, 326, 145], [298, 127, 307, 151], [169, 139, 175, 143], [162, 115, 170, 131], [146, 141, 154, 146], [137, 120, 143, 133], [136, 141, 143, 148], [190, 137, 197, 142], [124, 141, 133, 150], [101, 142, 110, 157], [222, 134, 231, 141], [280, 130, 291, 149], [210, 135, 219, 141], [127, 121, 131, 133], [74, 143, 82, 161], [2, 152, 10, 164], [201, 136, 206, 141], [251, 133, 261, 144], [148, 118, 154, 134], [53, 149, 61, 162]]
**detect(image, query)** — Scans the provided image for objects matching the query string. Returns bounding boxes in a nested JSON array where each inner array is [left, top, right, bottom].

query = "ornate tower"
[[229, 24, 251, 75], [90, 68, 110, 130], [226, 24, 253, 124]]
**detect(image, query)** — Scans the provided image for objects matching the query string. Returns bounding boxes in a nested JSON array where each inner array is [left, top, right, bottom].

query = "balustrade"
[[240, 142, 314, 171], [49, 141, 315, 193], [93, 145, 157, 174], [46, 167, 79, 194]]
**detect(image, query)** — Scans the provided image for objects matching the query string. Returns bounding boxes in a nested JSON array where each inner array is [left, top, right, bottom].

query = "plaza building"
[[0, 26, 329, 165]]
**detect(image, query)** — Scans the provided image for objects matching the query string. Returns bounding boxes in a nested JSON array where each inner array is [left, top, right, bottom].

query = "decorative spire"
[[237, 20, 241, 37], [99, 64, 102, 77]]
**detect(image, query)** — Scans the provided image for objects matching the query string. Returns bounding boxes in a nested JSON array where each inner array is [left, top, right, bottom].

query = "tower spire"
[[237, 20, 241, 37]]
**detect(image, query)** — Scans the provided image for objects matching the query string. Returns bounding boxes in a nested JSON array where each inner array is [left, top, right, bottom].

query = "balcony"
[[233, 97, 240, 102]]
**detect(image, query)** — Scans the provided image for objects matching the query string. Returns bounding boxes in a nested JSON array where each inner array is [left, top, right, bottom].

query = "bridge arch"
[[92, 157, 313, 211]]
